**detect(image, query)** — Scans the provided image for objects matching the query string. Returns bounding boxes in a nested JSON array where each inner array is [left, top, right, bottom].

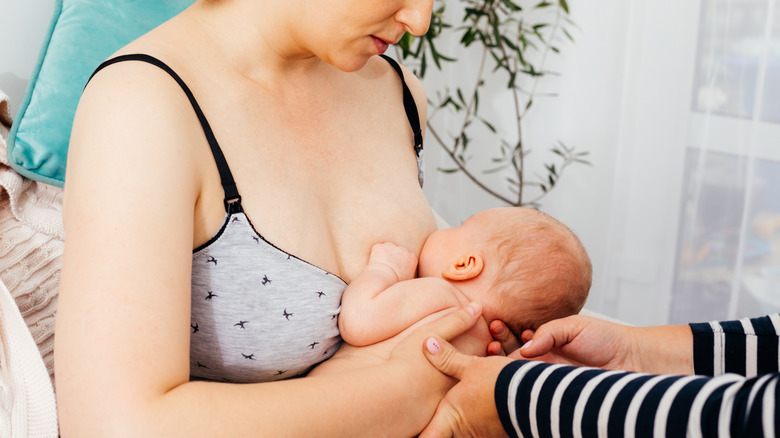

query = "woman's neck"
[[184, 0, 327, 82]]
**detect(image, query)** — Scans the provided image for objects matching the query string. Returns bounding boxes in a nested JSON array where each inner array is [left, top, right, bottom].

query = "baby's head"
[[418, 207, 591, 335]]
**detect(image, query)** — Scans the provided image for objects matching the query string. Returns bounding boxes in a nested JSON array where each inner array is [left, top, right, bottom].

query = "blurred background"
[[2, 0, 780, 326]]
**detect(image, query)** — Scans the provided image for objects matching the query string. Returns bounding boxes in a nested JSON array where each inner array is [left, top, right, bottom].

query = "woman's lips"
[[372, 36, 390, 54]]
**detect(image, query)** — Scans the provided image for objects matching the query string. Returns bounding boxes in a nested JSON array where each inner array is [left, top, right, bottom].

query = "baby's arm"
[[339, 242, 465, 346]]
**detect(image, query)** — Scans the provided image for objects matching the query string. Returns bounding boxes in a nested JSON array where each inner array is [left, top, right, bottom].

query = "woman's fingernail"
[[425, 337, 441, 354], [520, 340, 534, 350], [465, 302, 480, 316]]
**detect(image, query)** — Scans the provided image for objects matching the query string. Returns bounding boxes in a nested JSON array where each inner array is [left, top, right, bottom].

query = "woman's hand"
[[512, 315, 693, 374], [419, 335, 513, 438]]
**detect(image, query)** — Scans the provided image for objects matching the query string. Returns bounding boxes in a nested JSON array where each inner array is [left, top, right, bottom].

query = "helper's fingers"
[[486, 341, 504, 357], [518, 316, 582, 357], [488, 320, 522, 354]]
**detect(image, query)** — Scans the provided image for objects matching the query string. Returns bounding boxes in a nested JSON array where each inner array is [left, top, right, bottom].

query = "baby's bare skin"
[[310, 243, 492, 377]]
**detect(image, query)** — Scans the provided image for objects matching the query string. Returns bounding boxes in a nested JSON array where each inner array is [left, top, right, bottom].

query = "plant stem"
[[514, 7, 565, 206], [520, 8, 563, 120], [525, 156, 575, 206], [427, 124, 517, 205]]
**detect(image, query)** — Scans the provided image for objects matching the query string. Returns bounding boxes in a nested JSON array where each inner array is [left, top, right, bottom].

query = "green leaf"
[[480, 118, 497, 133], [559, 0, 570, 14], [438, 167, 462, 174], [562, 27, 574, 42], [457, 88, 467, 106], [484, 165, 509, 174]]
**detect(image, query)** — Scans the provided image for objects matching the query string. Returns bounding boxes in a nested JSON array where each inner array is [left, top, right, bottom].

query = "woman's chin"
[[325, 54, 375, 73]]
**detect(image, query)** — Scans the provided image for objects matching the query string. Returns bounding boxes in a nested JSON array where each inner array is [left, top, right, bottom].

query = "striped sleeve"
[[495, 361, 780, 437], [691, 314, 780, 377]]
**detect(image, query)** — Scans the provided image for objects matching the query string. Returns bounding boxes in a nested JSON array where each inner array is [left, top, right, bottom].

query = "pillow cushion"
[[7, 0, 194, 187]]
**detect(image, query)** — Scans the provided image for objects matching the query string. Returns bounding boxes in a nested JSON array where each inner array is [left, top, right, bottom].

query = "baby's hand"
[[368, 242, 418, 282]]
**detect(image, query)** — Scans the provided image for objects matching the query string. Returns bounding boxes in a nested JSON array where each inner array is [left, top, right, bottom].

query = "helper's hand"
[[419, 336, 513, 438], [513, 315, 636, 369], [368, 242, 418, 282], [485, 320, 522, 356], [511, 315, 693, 374]]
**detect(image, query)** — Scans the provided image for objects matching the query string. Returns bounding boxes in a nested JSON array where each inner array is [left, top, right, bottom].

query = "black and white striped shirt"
[[495, 314, 780, 437]]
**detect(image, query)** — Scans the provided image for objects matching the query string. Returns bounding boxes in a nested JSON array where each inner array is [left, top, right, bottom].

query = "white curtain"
[[424, 0, 780, 325], [670, 0, 780, 323]]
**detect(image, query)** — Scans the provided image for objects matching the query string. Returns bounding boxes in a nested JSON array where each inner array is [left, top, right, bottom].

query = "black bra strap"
[[379, 54, 423, 154], [88, 54, 241, 212]]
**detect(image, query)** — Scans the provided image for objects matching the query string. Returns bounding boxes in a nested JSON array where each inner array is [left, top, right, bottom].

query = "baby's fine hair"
[[487, 208, 592, 334]]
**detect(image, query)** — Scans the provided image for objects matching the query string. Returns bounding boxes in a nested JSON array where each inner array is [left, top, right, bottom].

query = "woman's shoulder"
[[358, 55, 428, 124], [362, 55, 425, 95], [70, 44, 205, 204]]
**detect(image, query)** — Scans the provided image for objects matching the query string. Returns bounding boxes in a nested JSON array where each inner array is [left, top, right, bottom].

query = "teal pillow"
[[7, 0, 194, 187]]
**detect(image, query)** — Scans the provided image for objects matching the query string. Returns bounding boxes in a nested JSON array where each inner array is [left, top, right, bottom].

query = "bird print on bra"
[[190, 211, 346, 383]]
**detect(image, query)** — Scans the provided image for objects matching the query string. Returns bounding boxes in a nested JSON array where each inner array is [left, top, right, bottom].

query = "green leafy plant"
[[397, 0, 590, 208]]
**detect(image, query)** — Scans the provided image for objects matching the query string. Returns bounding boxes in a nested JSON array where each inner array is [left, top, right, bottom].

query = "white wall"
[[422, 0, 631, 319], [0, 0, 55, 117]]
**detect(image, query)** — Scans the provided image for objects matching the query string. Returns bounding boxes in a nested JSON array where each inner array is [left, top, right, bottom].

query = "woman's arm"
[[54, 63, 476, 437]]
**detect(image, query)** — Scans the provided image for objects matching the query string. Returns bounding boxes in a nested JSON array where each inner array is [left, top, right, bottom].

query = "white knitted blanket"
[[0, 90, 60, 436]]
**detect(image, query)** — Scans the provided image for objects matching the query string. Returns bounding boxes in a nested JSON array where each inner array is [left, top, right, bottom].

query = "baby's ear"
[[442, 253, 484, 281]]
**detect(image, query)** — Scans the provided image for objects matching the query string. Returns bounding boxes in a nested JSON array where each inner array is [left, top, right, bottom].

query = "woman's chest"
[[195, 134, 435, 283]]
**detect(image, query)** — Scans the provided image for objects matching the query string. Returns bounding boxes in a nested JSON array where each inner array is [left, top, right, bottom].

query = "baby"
[[310, 207, 592, 375]]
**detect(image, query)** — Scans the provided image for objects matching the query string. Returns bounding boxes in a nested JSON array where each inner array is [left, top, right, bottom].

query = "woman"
[[420, 313, 780, 437], [54, 0, 488, 435]]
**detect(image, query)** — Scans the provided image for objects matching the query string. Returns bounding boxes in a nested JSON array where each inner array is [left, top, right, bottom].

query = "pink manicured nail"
[[425, 337, 441, 354], [520, 340, 534, 350], [465, 303, 478, 316]]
